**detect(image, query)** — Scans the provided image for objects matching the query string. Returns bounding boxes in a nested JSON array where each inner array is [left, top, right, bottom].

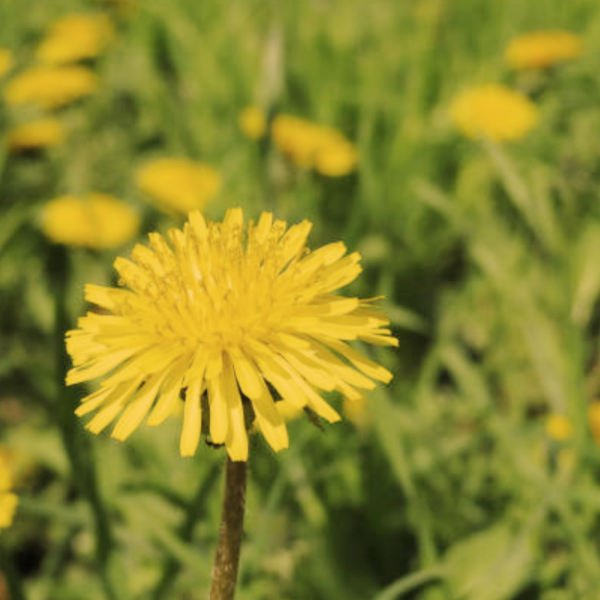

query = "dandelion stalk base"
[[209, 457, 247, 600]]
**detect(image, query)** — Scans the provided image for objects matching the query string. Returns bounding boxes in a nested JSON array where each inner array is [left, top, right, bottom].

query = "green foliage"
[[2, 0, 600, 599]]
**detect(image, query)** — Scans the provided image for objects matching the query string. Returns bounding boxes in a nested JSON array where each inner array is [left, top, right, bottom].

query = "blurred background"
[[2, 0, 600, 599]]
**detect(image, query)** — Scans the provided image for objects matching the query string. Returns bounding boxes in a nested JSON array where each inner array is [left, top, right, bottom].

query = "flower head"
[[135, 158, 221, 215], [239, 106, 267, 140], [451, 84, 539, 142], [0, 48, 14, 79], [272, 115, 358, 176], [505, 30, 583, 70], [4, 65, 98, 109], [545, 413, 573, 442], [315, 140, 359, 177], [42, 193, 139, 249], [36, 13, 115, 65], [0, 455, 18, 534], [7, 118, 66, 151], [66, 209, 397, 460]]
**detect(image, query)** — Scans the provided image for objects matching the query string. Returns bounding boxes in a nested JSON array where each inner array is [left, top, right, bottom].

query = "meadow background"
[[2, 0, 600, 599]]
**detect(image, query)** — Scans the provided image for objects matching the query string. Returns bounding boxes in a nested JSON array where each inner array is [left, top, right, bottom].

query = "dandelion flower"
[[36, 13, 114, 65], [66, 209, 397, 460], [7, 118, 66, 151], [42, 193, 139, 249], [505, 30, 583, 70], [272, 114, 358, 176], [451, 84, 539, 142], [239, 106, 267, 140], [0, 48, 14, 79], [545, 413, 573, 442], [135, 158, 221, 215], [4, 65, 98, 109], [272, 115, 321, 167], [0, 455, 18, 534], [315, 140, 359, 177]]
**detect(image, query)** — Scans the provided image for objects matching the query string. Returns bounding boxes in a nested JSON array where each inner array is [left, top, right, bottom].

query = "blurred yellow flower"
[[545, 413, 573, 441], [588, 402, 600, 444], [7, 118, 66, 151], [505, 30, 583, 70], [42, 193, 139, 249], [239, 106, 267, 140], [451, 84, 539, 142], [66, 209, 397, 459], [0, 455, 18, 534], [0, 48, 14, 79], [36, 13, 114, 65], [135, 158, 221, 214], [272, 115, 319, 167], [272, 114, 358, 176], [4, 65, 98, 109], [315, 140, 359, 177]]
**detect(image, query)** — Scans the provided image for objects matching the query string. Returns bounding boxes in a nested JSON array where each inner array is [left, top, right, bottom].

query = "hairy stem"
[[209, 457, 248, 600]]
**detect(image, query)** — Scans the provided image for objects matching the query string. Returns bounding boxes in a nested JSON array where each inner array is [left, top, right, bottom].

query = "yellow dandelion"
[[135, 157, 221, 215], [545, 413, 573, 442], [271, 115, 322, 167], [505, 30, 583, 70], [451, 84, 539, 142], [42, 193, 139, 249], [4, 65, 98, 110], [0, 455, 18, 534], [272, 114, 358, 176], [36, 13, 114, 65], [0, 48, 14, 80], [7, 118, 66, 151], [65, 208, 397, 460], [588, 402, 600, 445], [315, 140, 359, 178], [239, 106, 267, 140]]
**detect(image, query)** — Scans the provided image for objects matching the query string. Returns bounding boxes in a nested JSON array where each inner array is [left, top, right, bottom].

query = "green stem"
[[150, 461, 221, 600], [209, 457, 248, 600], [0, 542, 27, 600]]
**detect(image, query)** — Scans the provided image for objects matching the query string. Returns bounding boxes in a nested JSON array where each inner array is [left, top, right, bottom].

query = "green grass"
[[2, 0, 600, 599]]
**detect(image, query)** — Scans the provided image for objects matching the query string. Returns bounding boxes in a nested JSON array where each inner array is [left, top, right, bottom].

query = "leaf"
[[443, 523, 534, 600]]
